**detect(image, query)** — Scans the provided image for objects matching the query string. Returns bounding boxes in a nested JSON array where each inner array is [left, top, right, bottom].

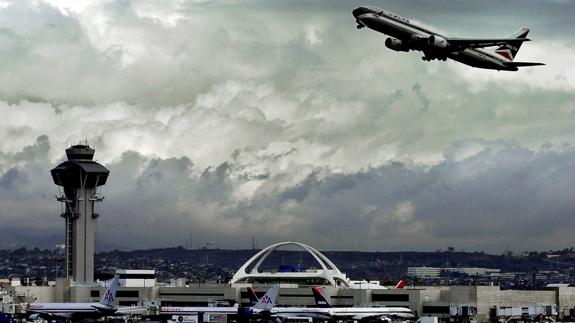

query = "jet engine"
[[428, 35, 448, 49], [28, 314, 41, 320], [237, 307, 253, 318], [385, 38, 408, 52]]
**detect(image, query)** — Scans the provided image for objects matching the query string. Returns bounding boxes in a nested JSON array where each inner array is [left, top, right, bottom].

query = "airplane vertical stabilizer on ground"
[[253, 284, 280, 310], [246, 287, 259, 305], [100, 274, 120, 306], [312, 287, 332, 308]]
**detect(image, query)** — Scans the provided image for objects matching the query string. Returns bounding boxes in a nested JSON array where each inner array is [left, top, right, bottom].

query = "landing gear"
[[356, 24, 364, 29], [421, 56, 447, 62]]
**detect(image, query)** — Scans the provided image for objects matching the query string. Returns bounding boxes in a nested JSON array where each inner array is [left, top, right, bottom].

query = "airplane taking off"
[[27, 275, 120, 321], [352, 6, 544, 71]]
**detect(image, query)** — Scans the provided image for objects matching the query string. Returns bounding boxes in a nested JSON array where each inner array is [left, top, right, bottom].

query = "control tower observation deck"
[[50, 145, 109, 283]]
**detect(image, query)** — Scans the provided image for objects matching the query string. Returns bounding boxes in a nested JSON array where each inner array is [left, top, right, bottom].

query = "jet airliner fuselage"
[[352, 6, 544, 71], [27, 275, 120, 321]]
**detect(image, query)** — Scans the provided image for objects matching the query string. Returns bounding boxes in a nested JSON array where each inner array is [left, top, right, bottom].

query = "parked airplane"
[[311, 287, 415, 320], [27, 275, 120, 321], [352, 6, 544, 71], [249, 285, 412, 321], [247, 286, 332, 320], [160, 284, 279, 317]]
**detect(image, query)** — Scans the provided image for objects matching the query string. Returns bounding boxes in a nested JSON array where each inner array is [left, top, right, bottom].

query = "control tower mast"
[[51, 145, 109, 283]]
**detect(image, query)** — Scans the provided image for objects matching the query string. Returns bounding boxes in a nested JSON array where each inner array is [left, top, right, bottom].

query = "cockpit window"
[[364, 6, 383, 13], [353, 6, 383, 17]]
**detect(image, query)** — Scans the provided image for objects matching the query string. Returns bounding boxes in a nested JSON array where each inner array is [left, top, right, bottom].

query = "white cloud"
[[1, 0, 575, 251], [41, 0, 95, 15]]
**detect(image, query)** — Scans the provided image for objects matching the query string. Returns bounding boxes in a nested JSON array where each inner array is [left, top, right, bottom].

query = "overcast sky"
[[1, 0, 574, 253]]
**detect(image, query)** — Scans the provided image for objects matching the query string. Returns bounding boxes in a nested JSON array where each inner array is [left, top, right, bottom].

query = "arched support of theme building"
[[230, 241, 350, 287]]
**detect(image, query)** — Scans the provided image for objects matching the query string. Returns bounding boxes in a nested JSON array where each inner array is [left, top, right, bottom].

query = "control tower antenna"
[[51, 144, 109, 283]]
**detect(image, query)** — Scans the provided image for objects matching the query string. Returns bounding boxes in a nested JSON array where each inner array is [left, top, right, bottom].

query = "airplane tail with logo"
[[494, 28, 529, 61], [495, 27, 545, 68], [252, 284, 279, 310], [246, 287, 259, 305], [311, 287, 332, 308], [395, 279, 406, 289], [99, 275, 120, 306]]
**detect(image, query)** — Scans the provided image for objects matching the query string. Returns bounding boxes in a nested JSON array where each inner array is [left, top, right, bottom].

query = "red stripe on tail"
[[395, 279, 406, 289]]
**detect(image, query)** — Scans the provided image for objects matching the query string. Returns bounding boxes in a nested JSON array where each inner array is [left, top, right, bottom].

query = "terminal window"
[[116, 290, 139, 298], [423, 306, 450, 314], [119, 274, 155, 279], [372, 294, 409, 302]]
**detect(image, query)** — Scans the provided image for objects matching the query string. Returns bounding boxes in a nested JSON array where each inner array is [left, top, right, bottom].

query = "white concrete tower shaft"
[[51, 145, 109, 283]]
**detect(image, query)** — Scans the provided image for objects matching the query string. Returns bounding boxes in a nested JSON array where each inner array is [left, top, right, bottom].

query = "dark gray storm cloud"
[[0, 0, 574, 252], [2, 137, 575, 252]]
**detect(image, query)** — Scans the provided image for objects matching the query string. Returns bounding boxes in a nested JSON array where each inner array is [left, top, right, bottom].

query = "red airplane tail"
[[311, 287, 332, 308], [246, 287, 259, 305], [395, 279, 406, 289]]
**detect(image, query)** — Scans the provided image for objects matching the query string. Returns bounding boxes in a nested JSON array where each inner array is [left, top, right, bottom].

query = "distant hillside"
[[2, 246, 574, 286]]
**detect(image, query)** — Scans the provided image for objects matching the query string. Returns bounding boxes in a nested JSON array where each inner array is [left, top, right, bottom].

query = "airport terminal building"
[[3, 241, 575, 323]]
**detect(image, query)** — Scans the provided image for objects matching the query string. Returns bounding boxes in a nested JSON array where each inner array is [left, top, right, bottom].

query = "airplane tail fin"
[[246, 287, 259, 305], [99, 275, 120, 306], [252, 284, 279, 310], [395, 279, 406, 289], [494, 27, 529, 61], [311, 287, 332, 308]]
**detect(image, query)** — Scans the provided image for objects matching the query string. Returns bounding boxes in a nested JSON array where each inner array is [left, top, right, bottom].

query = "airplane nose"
[[352, 8, 362, 18]]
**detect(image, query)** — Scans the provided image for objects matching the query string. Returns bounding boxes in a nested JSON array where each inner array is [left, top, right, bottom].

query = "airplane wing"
[[446, 37, 530, 49], [28, 311, 72, 320], [331, 310, 415, 321], [390, 312, 417, 319], [341, 314, 390, 321], [505, 62, 545, 67], [115, 306, 148, 315], [338, 313, 414, 321], [270, 312, 333, 320]]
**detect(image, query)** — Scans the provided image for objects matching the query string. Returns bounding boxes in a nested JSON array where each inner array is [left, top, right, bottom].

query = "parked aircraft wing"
[[349, 313, 389, 321], [27, 311, 73, 320], [392, 312, 417, 319], [115, 306, 148, 315]]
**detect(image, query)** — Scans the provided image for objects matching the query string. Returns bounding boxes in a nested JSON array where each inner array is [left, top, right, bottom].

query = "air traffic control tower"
[[51, 145, 109, 283]]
